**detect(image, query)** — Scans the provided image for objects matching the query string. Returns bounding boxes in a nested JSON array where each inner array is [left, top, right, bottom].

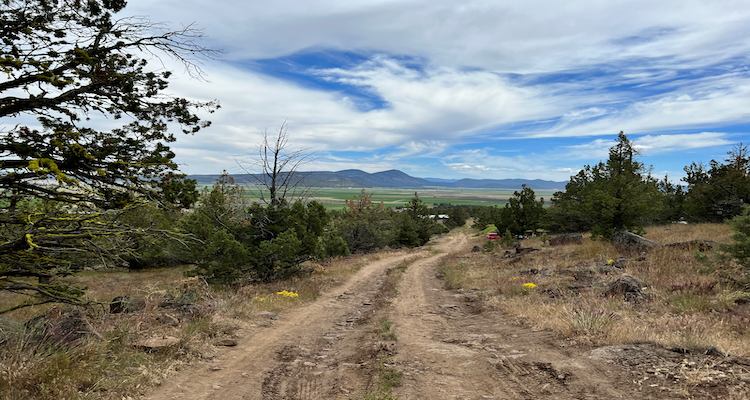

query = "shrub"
[[721, 205, 750, 269]]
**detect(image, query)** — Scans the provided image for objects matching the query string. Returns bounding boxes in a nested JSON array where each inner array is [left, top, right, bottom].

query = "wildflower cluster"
[[254, 296, 266, 301], [277, 290, 299, 298], [606, 259, 614, 265], [522, 282, 537, 294]]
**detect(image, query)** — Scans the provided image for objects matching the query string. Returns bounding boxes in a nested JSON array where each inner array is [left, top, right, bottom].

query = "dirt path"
[[390, 235, 635, 399], [144, 233, 749, 399], [144, 244, 423, 400]]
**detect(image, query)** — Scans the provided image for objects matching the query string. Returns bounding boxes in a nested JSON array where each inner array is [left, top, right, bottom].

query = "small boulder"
[[611, 231, 660, 254], [471, 246, 484, 253], [516, 247, 540, 256], [606, 273, 649, 302], [598, 258, 627, 274], [665, 240, 718, 253], [110, 296, 146, 314], [159, 295, 209, 320], [549, 233, 583, 246], [255, 311, 279, 320], [133, 336, 181, 351], [213, 338, 238, 347]]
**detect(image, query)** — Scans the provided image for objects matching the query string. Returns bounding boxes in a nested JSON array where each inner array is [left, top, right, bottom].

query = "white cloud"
[[127, 0, 750, 73], [562, 139, 615, 160], [633, 132, 733, 154], [108, 0, 750, 179], [395, 141, 449, 157], [520, 76, 750, 139]]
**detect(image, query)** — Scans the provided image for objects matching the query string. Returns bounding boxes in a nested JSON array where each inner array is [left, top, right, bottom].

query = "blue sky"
[[122, 0, 750, 182]]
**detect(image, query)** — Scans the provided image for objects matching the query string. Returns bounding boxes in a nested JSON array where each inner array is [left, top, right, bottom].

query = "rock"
[[110, 296, 146, 314], [471, 246, 484, 253], [519, 268, 552, 276], [611, 231, 660, 254], [549, 233, 583, 246], [598, 258, 626, 274], [516, 247, 540, 256], [606, 273, 644, 294], [665, 240, 718, 252], [460, 293, 480, 302], [702, 346, 726, 357], [606, 273, 649, 302], [159, 296, 209, 320], [213, 338, 238, 346], [133, 335, 181, 351], [179, 289, 199, 303], [25, 306, 102, 344], [598, 264, 618, 274], [255, 311, 279, 320]]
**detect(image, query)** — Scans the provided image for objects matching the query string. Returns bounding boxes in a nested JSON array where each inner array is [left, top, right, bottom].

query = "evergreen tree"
[[683, 143, 750, 222], [550, 132, 661, 238], [496, 184, 545, 235], [0, 0, 217, 308], [335, 189, 394, 253], [720, 206, 750, 270], [394, 193, 438, 247], [183, 174, 346, 284]]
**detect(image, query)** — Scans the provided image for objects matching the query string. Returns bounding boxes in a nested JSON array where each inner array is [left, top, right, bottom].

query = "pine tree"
[[0, 0, 217, 309], [550, 132, 661, 238]]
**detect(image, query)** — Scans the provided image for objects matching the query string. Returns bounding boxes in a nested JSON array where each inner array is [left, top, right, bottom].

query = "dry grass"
[[0, 249, 403, 400], [438, 223, 750, 356]]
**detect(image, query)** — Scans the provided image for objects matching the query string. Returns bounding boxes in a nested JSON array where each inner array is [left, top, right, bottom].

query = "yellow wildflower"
[[523, 283, 537, 289], [607, 259, 614, 265], [276, 290, 299, 298]]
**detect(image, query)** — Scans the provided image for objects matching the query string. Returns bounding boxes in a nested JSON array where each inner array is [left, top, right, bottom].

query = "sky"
[[121, 0, 750, 182]]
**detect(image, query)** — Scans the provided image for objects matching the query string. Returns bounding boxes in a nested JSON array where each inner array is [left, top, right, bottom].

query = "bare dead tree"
[[238, 122, 317, 207]]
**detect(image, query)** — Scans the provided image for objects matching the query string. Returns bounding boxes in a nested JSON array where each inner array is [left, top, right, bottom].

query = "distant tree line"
[[472, 132, 750, 240]]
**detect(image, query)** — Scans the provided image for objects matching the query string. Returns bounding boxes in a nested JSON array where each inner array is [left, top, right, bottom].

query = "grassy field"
[[196, 184, 557, 210], [439, 223, 750, 358]]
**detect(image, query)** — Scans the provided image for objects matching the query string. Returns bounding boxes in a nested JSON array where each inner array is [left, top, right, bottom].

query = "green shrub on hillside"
[[721, 206, 750, 270]]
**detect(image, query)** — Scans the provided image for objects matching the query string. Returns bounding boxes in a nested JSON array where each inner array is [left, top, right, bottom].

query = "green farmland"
[[196, 184, 557, 210]]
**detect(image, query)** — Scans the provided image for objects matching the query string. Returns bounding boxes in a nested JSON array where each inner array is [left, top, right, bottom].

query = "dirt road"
[[144, 232, 750, 399]]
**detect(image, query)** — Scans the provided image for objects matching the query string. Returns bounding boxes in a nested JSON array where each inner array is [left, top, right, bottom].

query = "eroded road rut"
[[144, 233, 721, 400]]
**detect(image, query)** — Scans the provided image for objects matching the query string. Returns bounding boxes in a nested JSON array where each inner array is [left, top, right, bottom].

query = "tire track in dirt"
[[143, 249, 424, 400], [389, 233, 642, 399]]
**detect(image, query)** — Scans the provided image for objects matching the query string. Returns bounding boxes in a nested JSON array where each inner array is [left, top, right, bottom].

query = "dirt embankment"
[[144, 233, 750, 400]]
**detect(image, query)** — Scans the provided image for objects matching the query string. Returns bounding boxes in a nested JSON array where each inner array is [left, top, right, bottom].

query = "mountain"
[[187, 170, 567, 190], [423, 177, 459, 183]]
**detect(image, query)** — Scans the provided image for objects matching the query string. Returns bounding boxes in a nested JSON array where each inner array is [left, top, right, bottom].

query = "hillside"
[[187, 169, 567, 190]]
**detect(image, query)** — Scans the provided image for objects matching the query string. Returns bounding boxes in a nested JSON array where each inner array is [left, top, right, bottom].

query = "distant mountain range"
[[187, 169, 568, 190]]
